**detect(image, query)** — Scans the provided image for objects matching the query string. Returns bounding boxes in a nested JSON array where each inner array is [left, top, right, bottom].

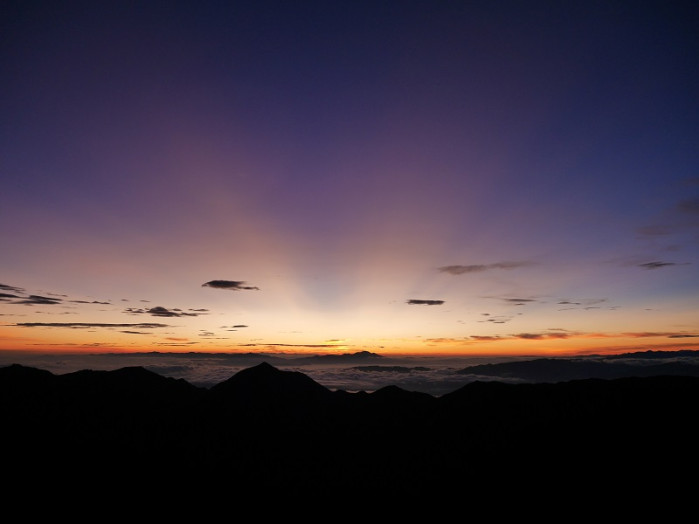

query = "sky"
[[2, 1, 698, 359]]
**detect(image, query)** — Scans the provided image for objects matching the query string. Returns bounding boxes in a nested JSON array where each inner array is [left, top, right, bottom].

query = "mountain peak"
[[247, 361, 278, 373], [210, 362, 331, 403]]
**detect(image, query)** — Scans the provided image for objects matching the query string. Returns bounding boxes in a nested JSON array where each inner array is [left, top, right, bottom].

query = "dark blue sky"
[[1, 1, 697, 355]]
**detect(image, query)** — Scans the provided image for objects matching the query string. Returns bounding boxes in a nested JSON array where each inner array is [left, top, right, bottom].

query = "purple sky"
[[1, 1, 697, 356]]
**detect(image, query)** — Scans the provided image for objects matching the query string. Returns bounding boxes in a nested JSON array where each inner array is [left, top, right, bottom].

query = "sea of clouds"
[[0, 351, 531, 396]]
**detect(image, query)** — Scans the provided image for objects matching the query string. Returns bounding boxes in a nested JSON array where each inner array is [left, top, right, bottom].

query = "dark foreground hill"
[[2, 362, 698, 499]]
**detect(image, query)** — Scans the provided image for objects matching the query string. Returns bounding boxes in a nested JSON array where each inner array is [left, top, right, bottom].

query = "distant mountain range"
[[100, 349, 384, 365], [2, 360, 698, 498], [458, 351, 699, 382]]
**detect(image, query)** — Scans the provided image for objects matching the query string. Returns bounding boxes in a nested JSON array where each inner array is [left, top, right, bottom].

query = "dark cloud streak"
[[0, 284, 25, 294], [407, 299, 445, 306], [438, 261, 531, 275], [639, 261, 679, 270], [202, 280, 260, 291], [125, 306, 199, 317], [15, 295, 63, 305], [16, 322, 170, 329]]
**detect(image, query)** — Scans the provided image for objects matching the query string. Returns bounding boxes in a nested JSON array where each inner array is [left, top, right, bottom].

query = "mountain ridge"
[[2, 360, 698, 496]]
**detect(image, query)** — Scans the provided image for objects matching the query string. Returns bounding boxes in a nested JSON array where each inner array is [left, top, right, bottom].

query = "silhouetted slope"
[[0, 363, 55, 396], [459, 357, 699, 382], [2, 362, 698, 497]]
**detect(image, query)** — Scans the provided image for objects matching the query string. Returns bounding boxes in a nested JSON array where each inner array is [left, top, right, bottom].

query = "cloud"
[[0, 283, 25, 294], [15, 295, 63, 305], [637, 193, 699, 237], [70, 300, 112, 305], [511, 332, 572, 340], [202, 280, 260, 291], [125, 306, 199, 317], [153, 342, 199, 346], [637, 225, 675, 237], [478, 313, 514, 324], [638, 261, 680, 270], [147, 306, 198, 317], [623, 332, 698, 338], [189, 308, 210, 312], [241, 343, 348, 348], [407, 299, 445, 306], [502, 298, 536, 305], [16, 322, 170, 329], [438, 261, 531, 275], [233, 324, 248, 328], [424, 338, 468, 345], [464, 330, 698, 344], [485, 318, 511, 324], [0, 293, 21, 299], [677, 197, 699, 215], [556, 298, 609, 310]]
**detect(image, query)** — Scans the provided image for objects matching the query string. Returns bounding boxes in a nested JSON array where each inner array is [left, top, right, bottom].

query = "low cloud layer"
[[202, 280, 260, 291]]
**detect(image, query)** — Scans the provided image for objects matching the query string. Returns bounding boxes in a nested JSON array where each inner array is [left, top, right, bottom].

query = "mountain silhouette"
[[2, 361, 698, 498], [209, 361, 332, 402]]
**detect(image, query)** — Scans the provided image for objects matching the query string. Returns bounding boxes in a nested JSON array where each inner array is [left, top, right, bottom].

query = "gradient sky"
[[2, 1, 698, 357]]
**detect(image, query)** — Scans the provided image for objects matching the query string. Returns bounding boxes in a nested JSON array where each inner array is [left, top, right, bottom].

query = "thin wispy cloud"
[[478, 314, 514, 324], [637, 225, 674, 237], [556, 298, 609, 310], [0, 284, 116, 308], [16, 322, 170, 329], [407, 299, 445, 306], [15, 295, 63, 306], [502, 297, 537, 305], [511, 332, 572, 340], [0, 283, 25, 294], [460, 331, 699, 343], [638, 261, 681, 270], [202, 280, 260, 291], [241, 343, 349, 348], [677, 197, 699, 215], [637, 193, 699, 238], [438, 261, 532, 275], [469, 335, 503, 341]]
